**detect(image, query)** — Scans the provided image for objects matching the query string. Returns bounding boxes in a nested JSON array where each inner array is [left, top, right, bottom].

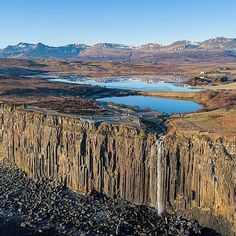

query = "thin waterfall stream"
[[149, 137, 165, 215], [157, 139, 164, 215]]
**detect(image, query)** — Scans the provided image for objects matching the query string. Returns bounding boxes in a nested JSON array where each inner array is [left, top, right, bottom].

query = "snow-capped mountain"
[[135, 43, 162, 50], [0, 43, 36, 58], [0, 37, 235, 62], [200, 37, 236, 51], [92, 43, 129, 49], [0, 43, 88, 59]]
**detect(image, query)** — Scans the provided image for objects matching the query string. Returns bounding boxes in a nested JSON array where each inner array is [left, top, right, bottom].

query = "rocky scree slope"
[[0, 161, 220, 236]]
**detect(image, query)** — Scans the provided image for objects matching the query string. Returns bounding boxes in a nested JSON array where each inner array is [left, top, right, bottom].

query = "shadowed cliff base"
[[0, 161, 220, 236]]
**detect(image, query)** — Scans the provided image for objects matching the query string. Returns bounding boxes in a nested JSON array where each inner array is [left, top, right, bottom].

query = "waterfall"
[[156, 139, 164, 215], [149, 138, 164, 215]]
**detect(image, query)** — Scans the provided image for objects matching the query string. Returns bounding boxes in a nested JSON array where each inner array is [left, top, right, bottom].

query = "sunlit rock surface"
[[0, 104, 235, 235]]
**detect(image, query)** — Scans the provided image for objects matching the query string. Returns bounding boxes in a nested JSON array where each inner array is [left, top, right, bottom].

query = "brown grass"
[[0, 75, 133, 115], [1, 58, 236, 79], [168, 109, 236, 136]]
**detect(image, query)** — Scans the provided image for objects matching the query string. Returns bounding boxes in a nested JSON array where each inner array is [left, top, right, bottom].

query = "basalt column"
[[0, 104, 156, 205], [162, 131, 236, 235]]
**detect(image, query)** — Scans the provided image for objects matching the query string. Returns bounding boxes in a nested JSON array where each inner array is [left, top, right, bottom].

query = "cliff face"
[[162, 132, 236, 235], [0, 104, 235, 235], [0, 104, 156, 205]]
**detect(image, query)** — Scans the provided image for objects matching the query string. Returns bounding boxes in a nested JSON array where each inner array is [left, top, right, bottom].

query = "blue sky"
[[0, 0, 236, 48]]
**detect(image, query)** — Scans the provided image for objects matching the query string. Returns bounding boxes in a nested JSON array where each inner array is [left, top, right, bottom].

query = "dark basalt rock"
[[0, 161, 220, 236]]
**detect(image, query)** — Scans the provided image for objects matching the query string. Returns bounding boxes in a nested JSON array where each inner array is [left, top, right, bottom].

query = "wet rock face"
[[0, 104, 235, 235]]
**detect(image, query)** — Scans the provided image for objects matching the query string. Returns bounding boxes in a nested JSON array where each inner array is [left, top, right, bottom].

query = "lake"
[[51, 77, 201, 92], [97, 95, 202, 115], [50, 76, 202, 114]]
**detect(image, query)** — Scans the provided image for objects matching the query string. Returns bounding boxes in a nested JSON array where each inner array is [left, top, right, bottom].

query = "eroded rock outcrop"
[[0, 104, 235, 235]]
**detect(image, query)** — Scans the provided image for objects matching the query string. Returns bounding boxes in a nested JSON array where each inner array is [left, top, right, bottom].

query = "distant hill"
[[0, 37, 236, 63]]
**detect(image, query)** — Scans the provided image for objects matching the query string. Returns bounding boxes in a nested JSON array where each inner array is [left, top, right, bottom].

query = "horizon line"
[[1, 36, 236, 49]]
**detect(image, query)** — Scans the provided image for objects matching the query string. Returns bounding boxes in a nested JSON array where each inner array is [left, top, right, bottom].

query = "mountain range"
[[0, 37, 236, 63]]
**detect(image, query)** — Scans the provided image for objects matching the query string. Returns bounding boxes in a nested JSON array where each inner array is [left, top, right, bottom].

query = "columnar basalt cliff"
[[162, 132, 236, 235], [0, 104, 156, 205], [0, 104, 235, 235]]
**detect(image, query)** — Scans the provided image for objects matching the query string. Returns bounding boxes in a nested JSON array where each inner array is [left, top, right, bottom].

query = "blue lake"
[[97, 95, 202, 115], [50, 76, 202, 114], [51, 77, 201, 92]]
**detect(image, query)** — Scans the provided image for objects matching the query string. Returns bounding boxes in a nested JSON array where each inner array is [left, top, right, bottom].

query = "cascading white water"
[[149, 137, 164, 215], [156, 139, 163, 215]]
